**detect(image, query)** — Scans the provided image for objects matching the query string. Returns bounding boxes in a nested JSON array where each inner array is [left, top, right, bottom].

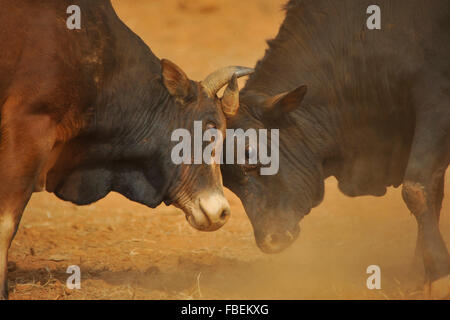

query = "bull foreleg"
[[410, 174, 445, 275], [0, 97, 56, 299], [402, 111, 450, 299]]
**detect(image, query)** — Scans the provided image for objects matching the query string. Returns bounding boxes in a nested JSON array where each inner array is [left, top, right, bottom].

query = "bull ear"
[[161, 59, 191, 99], [267, 85, 307, 117]]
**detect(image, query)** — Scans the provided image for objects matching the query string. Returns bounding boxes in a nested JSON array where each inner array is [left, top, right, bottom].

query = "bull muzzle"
[[186, 192, 231, 231], [256, 224, 300, 254]]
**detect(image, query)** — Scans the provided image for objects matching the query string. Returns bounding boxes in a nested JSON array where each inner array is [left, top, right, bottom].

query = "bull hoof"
[[424, 275, 450, 299], [0, 290, 8, 300], [0, 281, 9, 300]]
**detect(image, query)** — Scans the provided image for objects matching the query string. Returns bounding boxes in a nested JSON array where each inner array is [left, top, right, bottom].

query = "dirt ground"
[[8, 0, 450, 300]]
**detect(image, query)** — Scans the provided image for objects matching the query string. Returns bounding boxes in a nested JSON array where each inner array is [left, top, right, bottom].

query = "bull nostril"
[[220, 208, 230, 221], [266, 232, 292, 249], [269, 233, 281, 246]]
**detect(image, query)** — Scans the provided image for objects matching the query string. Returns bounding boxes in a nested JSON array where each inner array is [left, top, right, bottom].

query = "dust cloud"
[[8, 0, 449, 300]]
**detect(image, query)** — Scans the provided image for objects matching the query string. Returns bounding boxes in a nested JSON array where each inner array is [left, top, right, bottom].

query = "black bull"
[[0, 0, 253, 299], [222, 0, 450, 293]]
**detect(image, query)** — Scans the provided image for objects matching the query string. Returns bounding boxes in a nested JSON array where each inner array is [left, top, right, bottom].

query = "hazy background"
[[8, 0, 449, 299]]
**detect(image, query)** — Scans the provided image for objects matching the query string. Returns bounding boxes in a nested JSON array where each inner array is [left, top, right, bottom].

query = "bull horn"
[[221, 73, 240, 117], [201, 66, 254, 97]]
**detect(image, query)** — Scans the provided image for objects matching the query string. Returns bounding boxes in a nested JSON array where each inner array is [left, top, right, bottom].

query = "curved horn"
[[201, 66, 254, 97], [221, 73, 240, 118]]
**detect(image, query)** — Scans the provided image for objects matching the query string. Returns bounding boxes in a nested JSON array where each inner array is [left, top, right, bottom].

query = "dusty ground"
[[8, 0, 450, 300]]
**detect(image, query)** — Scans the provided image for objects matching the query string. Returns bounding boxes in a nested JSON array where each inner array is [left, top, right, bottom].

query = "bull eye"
[[245, 145, 255, 160], [244, 145, 259, 170]]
